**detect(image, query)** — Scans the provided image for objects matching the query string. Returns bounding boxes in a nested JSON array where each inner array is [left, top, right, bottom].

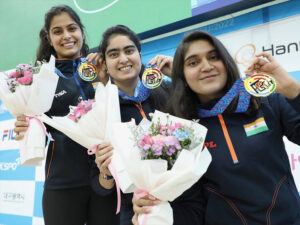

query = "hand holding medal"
[[142, 55, 173, 89], [245, 52, 300, 99], [235, 44, 276, 97]]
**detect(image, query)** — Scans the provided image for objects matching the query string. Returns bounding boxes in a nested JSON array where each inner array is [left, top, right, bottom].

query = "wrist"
[[100, 172, 114, 180], [99, 173, 114, 189]]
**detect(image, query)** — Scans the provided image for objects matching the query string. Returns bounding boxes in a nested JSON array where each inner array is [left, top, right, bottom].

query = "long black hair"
[[36, 5, 89, 62], [168, 30, 259, 119]]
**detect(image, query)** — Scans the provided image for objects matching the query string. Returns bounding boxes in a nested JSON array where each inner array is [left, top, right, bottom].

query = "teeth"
[[63, 43, 74, 47], [120, 66, 131, 71]]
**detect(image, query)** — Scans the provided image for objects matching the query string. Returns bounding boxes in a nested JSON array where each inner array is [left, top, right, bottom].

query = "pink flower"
[[160, 125, 167, 135], [143, 144, 151, 150], [151, 135, 165, 143], [139, 140, 145, 147], [10, 70, 21, 78], [23, 70, 33, 76], [144, 135, 153, 145], [84, 100, 94, 111], [17, 76, 32, 85], [167, 125, 175, 132], [164, 136, 181, 149], [175, 123, 182, 129], [152, 142, 163, 156], [74, 108, 86, 117], [77, 101, 85, 109], [68, 114, 77, 122], [166, 147, 176, 156]]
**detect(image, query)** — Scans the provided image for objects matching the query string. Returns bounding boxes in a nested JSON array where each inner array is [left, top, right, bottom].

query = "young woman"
[[13, 5, 118, 225], [93, 25, 205, 225], [133, 30, 300, 224]]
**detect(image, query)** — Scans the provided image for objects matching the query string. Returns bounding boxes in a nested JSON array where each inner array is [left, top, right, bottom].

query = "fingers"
[[132, 213, 139, 225], [245, 55, 267, 74], [255, 52, 274, 62], [148, 55, 172, 69], [14, 132, 25, 141], [14, 115, 28, 141], [16, 115, 26, 121], [95, 142, 113, 175], [86, 53, 100, 64], [132, 194, 161, 214]]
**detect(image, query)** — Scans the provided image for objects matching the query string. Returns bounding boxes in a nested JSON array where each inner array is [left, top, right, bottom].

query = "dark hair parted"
[[168, 30, 259, 119], [98, 25, 141, 60], [36, 5, 89, 62]]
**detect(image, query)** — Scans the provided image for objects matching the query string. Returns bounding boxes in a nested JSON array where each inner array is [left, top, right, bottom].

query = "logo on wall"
[[0, 120, 19, 151], [73, 0, 119, 14], [1, 129, 16, 142], [1, 191, 25, 203], [0, 157, 21, 171]]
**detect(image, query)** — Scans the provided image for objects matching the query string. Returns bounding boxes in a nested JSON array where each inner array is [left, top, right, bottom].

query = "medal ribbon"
[[198, 78, 251, 118], [55, 58, 87, 100], [118, 75, 151, 103]]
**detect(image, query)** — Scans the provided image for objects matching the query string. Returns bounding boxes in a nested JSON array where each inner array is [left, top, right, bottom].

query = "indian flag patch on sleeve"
[[244, 117, 269, 137]]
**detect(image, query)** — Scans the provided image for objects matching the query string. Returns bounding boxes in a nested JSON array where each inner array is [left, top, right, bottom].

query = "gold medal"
[[142, 68, 163, 89], [78, 62, 97, 81], [244, 73, 276, 97], [235, 44, 276, 97]]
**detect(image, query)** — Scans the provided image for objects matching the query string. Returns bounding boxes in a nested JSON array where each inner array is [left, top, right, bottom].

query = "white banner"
[[0, 181, 35, 216], [219, 15, 300, 74]]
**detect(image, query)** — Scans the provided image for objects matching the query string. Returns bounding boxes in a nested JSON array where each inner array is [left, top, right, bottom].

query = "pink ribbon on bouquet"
[[24, 116, 54, 145], [87, 145, 97, 155], [134, 189, 154, 225], [109, 162, 121, 214]]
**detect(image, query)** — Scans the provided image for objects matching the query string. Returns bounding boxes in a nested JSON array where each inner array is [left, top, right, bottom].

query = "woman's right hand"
[[95, 141, 113, 176], [148, 55, 173, 77], [14, 115, 28, 141], [86, 52, 109, 85]]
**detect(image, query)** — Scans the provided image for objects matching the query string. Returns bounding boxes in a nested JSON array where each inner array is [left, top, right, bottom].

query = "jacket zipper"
[[217, 114, 239, 164], [135, 102, 147, 119]]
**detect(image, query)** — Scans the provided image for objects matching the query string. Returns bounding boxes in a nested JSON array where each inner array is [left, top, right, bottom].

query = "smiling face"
[[104, 34, 142, 87], [48, 12, 83, 59], [183, 39, 227, 103]]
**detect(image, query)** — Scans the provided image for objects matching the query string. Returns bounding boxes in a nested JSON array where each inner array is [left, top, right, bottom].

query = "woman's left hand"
[[245, 52, 300, 99], [131, 193, 161, 225], [148, 55, 173, 77]]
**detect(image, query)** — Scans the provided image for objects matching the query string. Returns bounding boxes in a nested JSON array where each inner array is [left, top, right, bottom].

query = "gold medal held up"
[[234, 44, 276, 97], [244, 73, 276, 97], [78, 62, 97, 81]]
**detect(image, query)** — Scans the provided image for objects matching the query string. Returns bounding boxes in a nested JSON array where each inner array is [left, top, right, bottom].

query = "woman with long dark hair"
[[93, 25, 205, 225], [133, 30, 300, 224], [14, 5, 118, 225]]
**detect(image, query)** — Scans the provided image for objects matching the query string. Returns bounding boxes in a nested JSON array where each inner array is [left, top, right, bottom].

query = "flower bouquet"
[[40, 80, 121, 153], [0, 56, 58, 166], [110, 110, 212, 225]]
